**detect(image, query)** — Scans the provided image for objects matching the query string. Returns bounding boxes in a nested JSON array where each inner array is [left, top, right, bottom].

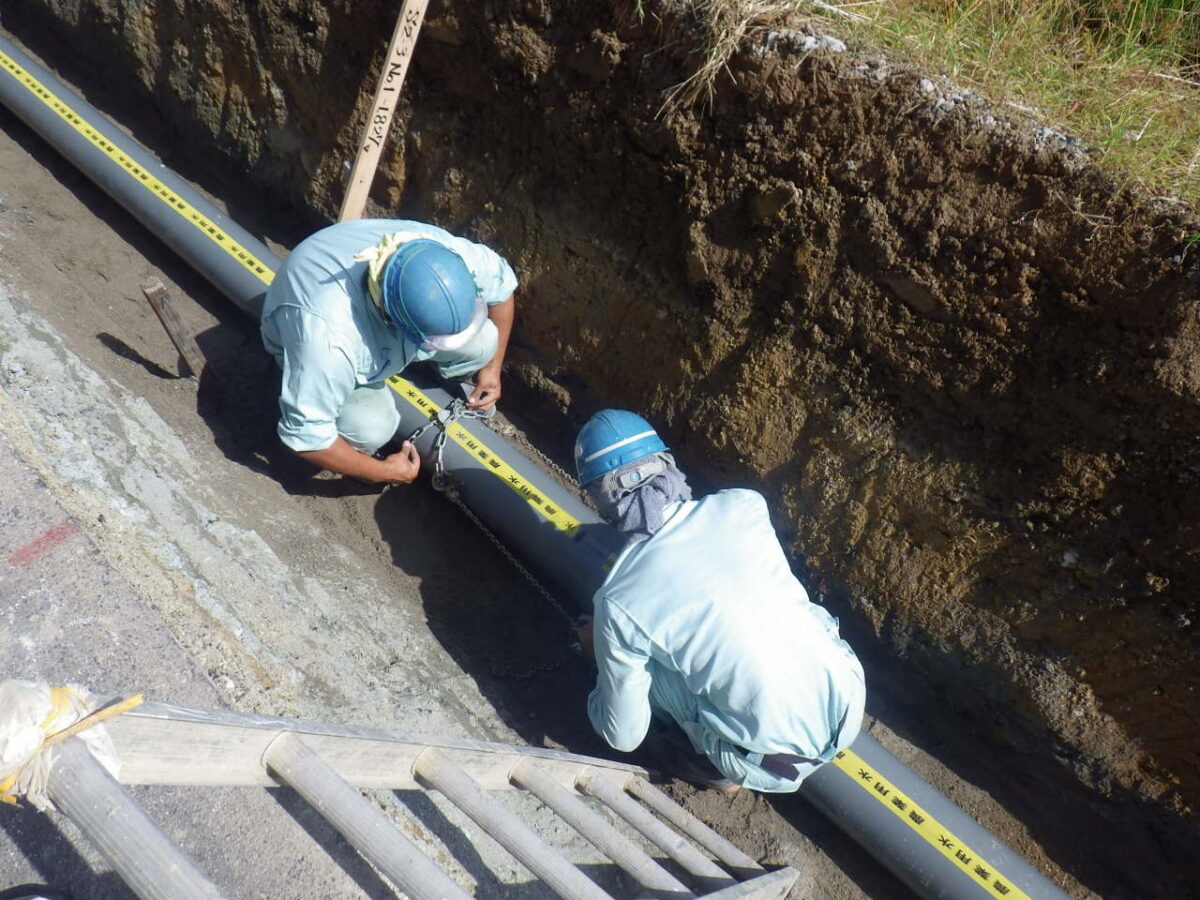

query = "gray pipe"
[[390, 375, 623, 604], [0, 36, 277, 317], [0, 29, 1068, 899], [801, 732, 1067, 899]]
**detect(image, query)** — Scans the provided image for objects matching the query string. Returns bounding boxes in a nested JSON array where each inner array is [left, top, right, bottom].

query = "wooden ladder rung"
[[511, 760, 695, 898], [626, 777, 762, 877], [263, 733, 470, 900], [415, 748, 614, 900], [577, 773, 736, 894], [42, 698, 773, 900], [47, 738, 226, 900]]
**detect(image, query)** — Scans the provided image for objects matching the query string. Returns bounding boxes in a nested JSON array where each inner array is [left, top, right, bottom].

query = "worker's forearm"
[[588, 672, 653, 753], [467, 297, 514, 409], [296, 437, 415, 484], [485, 294, 515, 371]]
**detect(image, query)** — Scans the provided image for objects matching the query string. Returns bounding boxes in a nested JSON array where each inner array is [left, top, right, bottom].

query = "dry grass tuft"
[[660, 1, 810, 113]]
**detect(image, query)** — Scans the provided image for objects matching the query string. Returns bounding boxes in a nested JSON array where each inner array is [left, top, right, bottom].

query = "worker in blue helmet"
[[574, 411, 866, 792], [261, 219, 516, 484]]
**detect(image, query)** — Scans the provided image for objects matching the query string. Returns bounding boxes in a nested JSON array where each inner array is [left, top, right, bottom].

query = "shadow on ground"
[[1, 804, 132, 900], [370, 472, 603, 755], [398, 789, 638, 898], [269, 787, 402, 900]]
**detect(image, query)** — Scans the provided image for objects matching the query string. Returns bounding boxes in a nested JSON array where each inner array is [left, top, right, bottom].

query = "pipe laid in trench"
[[0, 32, 619, 603], [0, 30, 1068, 900]]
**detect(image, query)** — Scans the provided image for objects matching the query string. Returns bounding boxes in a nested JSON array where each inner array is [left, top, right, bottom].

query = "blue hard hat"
[[575, 410, 668, 486], [381, 239, 479, 344]]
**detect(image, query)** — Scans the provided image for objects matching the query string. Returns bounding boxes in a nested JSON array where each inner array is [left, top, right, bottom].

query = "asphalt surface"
[[0, 424, 400, 899]]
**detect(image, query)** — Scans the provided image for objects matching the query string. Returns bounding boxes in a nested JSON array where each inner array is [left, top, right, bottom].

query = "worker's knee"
[[336, 383, 401, 454]]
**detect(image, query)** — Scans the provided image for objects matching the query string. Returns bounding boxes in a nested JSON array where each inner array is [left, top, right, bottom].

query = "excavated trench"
[[3, 0, 1199, 896]]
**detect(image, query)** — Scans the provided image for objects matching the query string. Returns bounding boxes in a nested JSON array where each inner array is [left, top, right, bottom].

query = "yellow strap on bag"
[[0, 689, 143, 806]]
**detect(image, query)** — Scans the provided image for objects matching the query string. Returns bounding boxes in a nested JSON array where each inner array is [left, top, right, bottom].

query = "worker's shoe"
[[0, 886, 72, 900], [642, 718, 740, 793], [372, 438, 405, 460]]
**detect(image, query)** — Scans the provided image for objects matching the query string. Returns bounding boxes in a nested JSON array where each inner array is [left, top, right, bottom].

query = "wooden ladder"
[[40, 700, 799, 899]]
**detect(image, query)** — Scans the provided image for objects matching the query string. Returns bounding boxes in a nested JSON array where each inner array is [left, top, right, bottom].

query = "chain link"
[[404, 400, 584, 680], [482, 417, 592, 506]]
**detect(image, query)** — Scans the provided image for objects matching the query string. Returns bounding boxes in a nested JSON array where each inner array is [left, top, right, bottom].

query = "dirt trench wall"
[[5, 0, 1198, 864]]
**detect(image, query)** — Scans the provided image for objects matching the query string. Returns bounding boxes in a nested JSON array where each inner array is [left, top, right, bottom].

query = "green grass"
[[664, 0, 1200, 206], [813, 0, 1200, 205]]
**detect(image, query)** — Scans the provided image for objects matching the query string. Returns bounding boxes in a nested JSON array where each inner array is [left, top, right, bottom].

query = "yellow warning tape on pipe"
[[0, 48, 274, 286], [832, 748, 1031, 899], [387, 375, 582, 535]]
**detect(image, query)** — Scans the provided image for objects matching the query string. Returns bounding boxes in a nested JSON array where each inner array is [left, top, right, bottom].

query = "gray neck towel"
[[589, 454, 692, 549]]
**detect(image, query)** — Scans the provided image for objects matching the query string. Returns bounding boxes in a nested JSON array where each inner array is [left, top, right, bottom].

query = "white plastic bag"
[[0, 679, 120, 811]]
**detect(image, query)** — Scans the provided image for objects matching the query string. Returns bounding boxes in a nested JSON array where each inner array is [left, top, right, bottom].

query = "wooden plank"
[[415, 749, 614, 900], [101, 700, 644, 791], [141, 278, 207, 379], [337, 0, 429, 222], [626, 777, 762, 876], [578, 771, 736, 894], [511, 759, 694, 897]]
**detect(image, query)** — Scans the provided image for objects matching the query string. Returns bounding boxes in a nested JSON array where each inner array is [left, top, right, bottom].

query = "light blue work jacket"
[[588, 489, 865, 780], [261, 219, 517, 451]]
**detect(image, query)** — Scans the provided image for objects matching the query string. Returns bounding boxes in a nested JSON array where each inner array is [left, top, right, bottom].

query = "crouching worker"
[[261, 219, 517, 484], [575, 410, 865, 792]]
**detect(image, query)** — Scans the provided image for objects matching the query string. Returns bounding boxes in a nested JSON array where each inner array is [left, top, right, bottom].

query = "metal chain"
[[404, 400, 584, 680], [439, 486, 580, 680], [481, 417, 592, 506]]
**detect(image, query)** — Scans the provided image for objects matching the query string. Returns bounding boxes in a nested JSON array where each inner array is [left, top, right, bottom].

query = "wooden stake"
[[141, 278, 208, 380], [338, 0, 429, 223]]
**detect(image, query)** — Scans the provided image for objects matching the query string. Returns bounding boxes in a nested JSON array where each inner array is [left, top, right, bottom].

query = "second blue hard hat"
[[575, 409, 668, 486], [381, 239, 479, 345]]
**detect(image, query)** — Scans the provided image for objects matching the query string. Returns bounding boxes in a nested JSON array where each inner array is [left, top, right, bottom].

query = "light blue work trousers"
[[337, 383, 401, 455], [333, 342, 493, 455], [647, 663, 834, 793]]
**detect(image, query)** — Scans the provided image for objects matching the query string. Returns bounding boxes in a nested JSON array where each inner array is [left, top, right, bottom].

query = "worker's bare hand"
[[578, 620, 595, 663], [377, 440, 421, 484], [467, 366, 502, 410]]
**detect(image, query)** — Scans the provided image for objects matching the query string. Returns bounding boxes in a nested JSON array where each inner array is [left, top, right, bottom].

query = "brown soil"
[[2, 0, 1198, 896]]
